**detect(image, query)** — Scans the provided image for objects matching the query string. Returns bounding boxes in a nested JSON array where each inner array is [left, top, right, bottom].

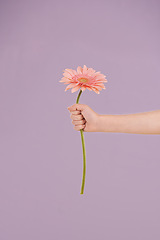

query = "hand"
[[67, 104, 100, 132]]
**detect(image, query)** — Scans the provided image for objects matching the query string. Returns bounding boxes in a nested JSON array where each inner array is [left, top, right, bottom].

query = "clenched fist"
[[67, 104, 100, 132]]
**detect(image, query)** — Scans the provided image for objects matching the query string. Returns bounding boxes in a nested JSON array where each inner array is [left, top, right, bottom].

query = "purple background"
[[0, 0, 160, 239]]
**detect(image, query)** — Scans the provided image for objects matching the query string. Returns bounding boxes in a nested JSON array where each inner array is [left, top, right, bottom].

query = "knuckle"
[[82, 119, 85, 124]]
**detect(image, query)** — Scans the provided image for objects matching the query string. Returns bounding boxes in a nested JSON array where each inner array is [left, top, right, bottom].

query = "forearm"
[[97, 110, 160, 135]]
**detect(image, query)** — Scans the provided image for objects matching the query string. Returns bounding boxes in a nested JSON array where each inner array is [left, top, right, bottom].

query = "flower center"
[[78, 78, 88, 83]]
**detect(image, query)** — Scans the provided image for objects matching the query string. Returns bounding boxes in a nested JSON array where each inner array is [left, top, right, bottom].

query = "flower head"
[[59, 65, 107, 94]]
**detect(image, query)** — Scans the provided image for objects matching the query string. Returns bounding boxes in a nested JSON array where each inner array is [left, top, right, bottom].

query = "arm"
[[98, 110, 160, 135]]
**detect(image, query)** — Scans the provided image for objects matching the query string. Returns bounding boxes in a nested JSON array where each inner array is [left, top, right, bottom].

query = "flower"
[[59, 65, 107, 94], [59, 65, 108, 194]]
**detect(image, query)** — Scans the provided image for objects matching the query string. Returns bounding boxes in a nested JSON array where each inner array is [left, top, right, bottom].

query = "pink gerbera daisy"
[[59, 65, 107, 94]]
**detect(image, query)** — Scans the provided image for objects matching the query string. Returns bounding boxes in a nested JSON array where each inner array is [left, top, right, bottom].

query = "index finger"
[[69, 110, 81, 114]]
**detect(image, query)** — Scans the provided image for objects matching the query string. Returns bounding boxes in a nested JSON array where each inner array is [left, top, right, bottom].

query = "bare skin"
[[67, 104, 160, 135]]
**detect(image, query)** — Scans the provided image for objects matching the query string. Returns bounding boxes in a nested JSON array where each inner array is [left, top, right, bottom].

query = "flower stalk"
[[76, 89, 86, 194]]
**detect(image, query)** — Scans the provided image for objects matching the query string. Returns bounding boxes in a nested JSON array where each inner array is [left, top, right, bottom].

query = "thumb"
[[67, 103, 87, 111]]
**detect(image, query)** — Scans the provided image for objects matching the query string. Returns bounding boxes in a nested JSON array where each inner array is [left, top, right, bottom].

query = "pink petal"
[[59, 77, 71, 83], [77, 66, 83, 74], [64, 68, 77, 76], [81, 86, 86, 91], [86, 86, 92, 91], [90, 86, 100, 94], [94, 73, 104, 79], [83, 65, 88, 74], [63, 72, 72, 78], [96, 79, 108, 83], [64, 83, 78, 91], [65, 69, 75, 76], [87, 68, 96, 75], [71, 85, 80, 93], [93, 89, 100, 94], [93, 85, 103, 90], [94, 83, 106, 88]]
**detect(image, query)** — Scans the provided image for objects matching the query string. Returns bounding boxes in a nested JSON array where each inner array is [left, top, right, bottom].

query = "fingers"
[[67, 103, 87, 112], [70, 113, 83, 120], [70, 113, 86, 130], [68, 105, 86, 131], [72, 119, 86, 126], [70, 110, 81, 115], [73, 125, 85, 131]]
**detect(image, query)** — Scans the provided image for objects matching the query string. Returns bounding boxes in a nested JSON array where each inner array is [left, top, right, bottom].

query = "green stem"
[[76, 89, 82, 104], [76, 89, 86, 194]]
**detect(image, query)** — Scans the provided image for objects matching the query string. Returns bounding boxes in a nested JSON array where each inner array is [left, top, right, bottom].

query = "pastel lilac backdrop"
[[0, 0, 160, 239]]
